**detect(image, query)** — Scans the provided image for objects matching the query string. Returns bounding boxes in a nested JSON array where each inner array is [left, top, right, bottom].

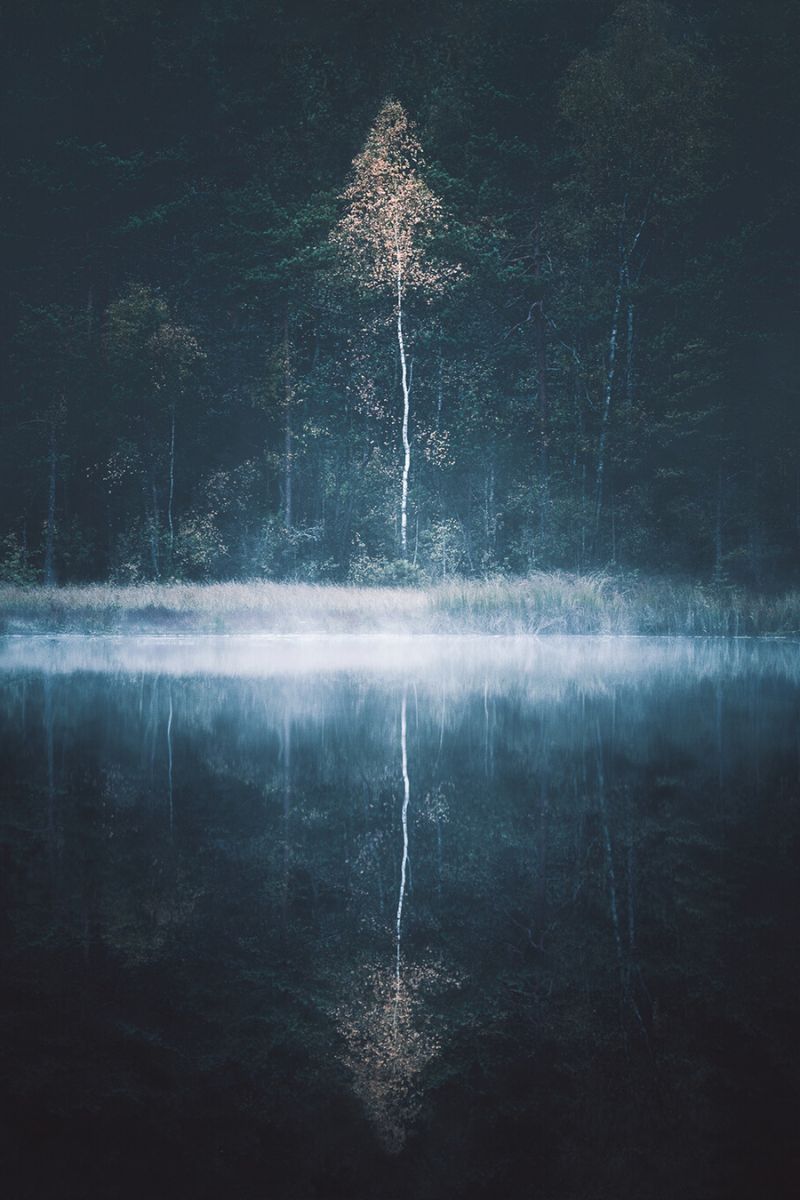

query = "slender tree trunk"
[[43, 419, 57, 585], [532, 224, 551, 544], [749, 463, 762, 586], [167, 403, 176, 567], [594, 258, 624, 533], [534, 300, 554, 540], [148, 466, 160, 579], [485, 457, 496, 557], [283, 311, 293, 532], [624, 260, 635, 411], [396, 263, 411, 559], [713, 465, 724, 582], [574, 366, 587, 569], [595, 200, 649, 537]]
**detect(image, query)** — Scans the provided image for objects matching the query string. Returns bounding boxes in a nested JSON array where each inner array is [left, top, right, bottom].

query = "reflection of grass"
[[1, 574, 800, 635]]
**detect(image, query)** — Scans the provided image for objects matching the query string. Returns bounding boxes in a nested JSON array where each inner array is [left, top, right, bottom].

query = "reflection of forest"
[[1, 642, 799, 1199]]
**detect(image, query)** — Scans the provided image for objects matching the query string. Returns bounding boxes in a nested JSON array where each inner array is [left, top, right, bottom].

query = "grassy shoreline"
[[1, 574, 800, 636]]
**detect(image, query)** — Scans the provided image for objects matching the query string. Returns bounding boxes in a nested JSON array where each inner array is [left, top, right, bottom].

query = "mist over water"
[[2, 635, 799, 1199]]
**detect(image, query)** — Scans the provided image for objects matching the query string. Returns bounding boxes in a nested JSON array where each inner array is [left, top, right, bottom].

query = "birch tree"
[[333, 100, 457, 558]]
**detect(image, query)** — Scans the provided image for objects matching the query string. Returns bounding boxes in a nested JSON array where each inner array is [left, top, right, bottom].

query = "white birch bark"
[[397, 252, 411, 559]]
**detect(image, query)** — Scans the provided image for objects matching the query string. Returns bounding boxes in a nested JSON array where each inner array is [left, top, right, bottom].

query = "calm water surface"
[[1, 635, 799, 1199]]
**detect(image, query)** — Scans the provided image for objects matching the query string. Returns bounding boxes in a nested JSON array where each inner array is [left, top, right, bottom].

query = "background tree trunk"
[[43, 418, 57, 585], [284, 311, 293, 533]]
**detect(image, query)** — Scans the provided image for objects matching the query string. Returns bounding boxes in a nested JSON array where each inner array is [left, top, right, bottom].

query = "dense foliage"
[[2, 0, 798, 585]]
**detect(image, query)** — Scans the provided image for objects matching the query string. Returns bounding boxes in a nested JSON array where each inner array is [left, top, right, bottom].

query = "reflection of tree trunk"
[[437, 685, 446, 763], [534, 733, 549, 942], [166, 686, 174, 832], [595, 718, 622, 964], [483, 680, 495, 779], [395, 691, 410, 995], [147, 676, 160, 777], [44, 674, 56, 876], [626, 789, 636, 953], [282, 712, 292, 930], [436, 685, 446, 892], [715, 680, 724, 808], [596, 714, 651, 1044]]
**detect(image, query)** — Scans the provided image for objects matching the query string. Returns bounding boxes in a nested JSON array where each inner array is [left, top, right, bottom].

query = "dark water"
[[1, 635, 799, 1200]]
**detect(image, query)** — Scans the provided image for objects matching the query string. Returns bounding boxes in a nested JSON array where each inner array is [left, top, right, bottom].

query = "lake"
[[1, 635, 799, 1199]]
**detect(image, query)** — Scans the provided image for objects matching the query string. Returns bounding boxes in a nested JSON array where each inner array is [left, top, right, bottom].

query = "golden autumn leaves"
[[331, 98, 459, 303]]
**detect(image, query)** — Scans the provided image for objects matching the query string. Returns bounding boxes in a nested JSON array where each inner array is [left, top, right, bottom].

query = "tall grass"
[[1, 574, 799, 635]]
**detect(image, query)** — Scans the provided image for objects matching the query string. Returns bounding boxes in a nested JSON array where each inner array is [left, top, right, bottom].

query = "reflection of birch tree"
[[395, 690, 410, 992], [336, 688, 459, 1152], [336, 959, 457, 1154], [166, 684, 174, 832]]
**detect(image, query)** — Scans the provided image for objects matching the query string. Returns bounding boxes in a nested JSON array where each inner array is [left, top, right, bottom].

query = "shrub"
[[0, 532, 36, 584], [174, 512, 228, 579]]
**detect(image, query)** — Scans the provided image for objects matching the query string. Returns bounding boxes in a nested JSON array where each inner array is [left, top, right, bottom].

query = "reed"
[[1, 575, 798, 636]]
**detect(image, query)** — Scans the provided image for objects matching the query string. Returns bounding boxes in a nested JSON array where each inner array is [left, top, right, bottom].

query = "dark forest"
[[3, 0, 799, 588]]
